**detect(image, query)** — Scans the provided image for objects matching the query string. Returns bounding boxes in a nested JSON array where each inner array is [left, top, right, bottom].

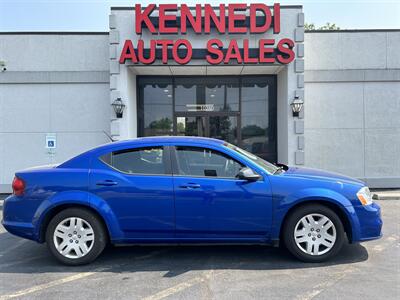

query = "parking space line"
[[143, 270, 215, 300], [142, 258, 250, 300], [0, 267, 109, 300], [0, 255, 46, 269], [297, 231, 400, 300], [0, 240, 28, 256], [0, 249, 168, 300], [295, 266, 355, 300]]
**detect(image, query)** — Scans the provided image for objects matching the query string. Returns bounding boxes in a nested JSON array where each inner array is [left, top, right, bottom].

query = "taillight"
[[12, 176, 25, 196]]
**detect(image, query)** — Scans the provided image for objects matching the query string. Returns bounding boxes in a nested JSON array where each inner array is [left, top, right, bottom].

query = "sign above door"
[[119, 3, 295, 66]]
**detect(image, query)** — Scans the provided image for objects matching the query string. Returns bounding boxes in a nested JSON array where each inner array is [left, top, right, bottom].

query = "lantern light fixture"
[[112, 97, 125, 118], [0, 60, 6, 72], [290, 96, 304, 117]]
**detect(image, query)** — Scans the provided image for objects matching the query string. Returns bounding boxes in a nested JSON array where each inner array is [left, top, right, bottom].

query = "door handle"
[[96, 180, 118, 186], [179, 183, 201, 189]]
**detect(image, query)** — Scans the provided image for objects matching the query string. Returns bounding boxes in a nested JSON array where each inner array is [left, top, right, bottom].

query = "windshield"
[[223, 143, 280, 174]]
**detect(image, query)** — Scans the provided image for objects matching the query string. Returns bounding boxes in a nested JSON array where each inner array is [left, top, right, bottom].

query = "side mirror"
[[236, 167, 261, 181]]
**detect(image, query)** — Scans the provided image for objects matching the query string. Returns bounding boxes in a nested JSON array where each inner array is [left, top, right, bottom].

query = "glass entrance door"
[[176, 116, 207, 137], [175, 114, 239, 145], [138, 75, 277, 162], [209, 115, 238, 145]]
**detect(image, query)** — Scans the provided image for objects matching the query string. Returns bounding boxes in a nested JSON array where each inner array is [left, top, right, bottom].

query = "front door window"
[[174, 146, 244, 178]]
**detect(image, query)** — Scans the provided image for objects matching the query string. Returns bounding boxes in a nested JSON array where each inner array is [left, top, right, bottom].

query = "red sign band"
[[119, 3, 295, 65]]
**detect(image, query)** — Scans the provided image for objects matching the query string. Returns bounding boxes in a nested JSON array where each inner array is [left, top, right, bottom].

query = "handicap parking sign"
[[46, 134, 57, 149]]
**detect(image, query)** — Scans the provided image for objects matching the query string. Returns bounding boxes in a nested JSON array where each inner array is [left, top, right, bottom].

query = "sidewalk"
[[372, 190, 400, 200], [0, 194, 9, 201]]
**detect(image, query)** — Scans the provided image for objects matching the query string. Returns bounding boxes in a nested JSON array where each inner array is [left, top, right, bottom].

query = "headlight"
[[357, 187, 373, 205]]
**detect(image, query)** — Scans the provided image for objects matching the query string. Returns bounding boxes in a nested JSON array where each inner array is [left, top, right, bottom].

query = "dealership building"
[[0, 3, 399, 192]]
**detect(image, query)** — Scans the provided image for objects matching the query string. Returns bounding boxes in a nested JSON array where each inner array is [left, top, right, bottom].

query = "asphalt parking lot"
[[0, 199, 399, 300]]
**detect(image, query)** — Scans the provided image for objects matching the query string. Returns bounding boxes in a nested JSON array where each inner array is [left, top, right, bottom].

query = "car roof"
[[59, 136, 225, 168], [96, 136, 224, 151]]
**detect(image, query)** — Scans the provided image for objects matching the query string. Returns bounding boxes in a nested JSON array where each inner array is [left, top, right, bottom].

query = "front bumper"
[[352, 202, 383, 242]]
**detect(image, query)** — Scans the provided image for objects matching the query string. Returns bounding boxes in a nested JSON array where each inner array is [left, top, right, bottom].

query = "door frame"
[[168, 144, 272, 238], [173, 111, 242, 145], [137, 75, 278, 162]]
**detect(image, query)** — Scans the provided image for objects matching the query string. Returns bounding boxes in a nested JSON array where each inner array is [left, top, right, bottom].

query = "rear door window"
[[100, 147, 167, 175]]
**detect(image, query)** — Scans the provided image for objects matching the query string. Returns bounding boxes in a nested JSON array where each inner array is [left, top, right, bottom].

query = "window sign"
[[186, 104, 215, 112]]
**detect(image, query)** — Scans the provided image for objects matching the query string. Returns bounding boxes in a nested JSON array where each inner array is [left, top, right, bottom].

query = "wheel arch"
[[38, 203, 110, 243], [278, 199, 354, 244]]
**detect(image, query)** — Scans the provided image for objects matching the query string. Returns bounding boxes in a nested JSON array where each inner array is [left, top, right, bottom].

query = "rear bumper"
[[352, 202, 383, 242], [2, 194, 40, 242], [1, 220, 37, 241]]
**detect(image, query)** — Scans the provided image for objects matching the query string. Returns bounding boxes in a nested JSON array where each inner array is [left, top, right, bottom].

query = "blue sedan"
[[2, 137, 382, 265]]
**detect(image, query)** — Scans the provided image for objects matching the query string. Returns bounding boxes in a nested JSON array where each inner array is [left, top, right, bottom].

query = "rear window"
[[100, 146, 166, 175]]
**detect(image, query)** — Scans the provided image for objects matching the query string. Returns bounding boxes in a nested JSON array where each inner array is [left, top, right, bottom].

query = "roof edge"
[[0, 32, 109, 35], [306, 29, 400, 33], [111, 5, 303, 10]]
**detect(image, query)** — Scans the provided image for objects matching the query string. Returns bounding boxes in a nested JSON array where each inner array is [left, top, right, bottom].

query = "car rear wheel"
[[283, 204, 345, 262], [46, 208, 107, 265]]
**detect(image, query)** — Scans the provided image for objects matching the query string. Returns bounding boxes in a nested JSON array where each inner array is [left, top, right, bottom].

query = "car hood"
[[282, 166, 365, 185]]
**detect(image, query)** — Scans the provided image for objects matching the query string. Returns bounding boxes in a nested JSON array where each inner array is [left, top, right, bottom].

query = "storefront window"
[[175, 78, 198, 112], [138, 77, 173, 136], [205, 78, 239, 112], [241, 77, 277, 162], [175, 77, 239, 112], [209, 115, 238, 145], [138, 75, 277, 162]]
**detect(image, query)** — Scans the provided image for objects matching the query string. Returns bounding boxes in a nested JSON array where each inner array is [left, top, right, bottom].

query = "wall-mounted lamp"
[[112, 98, 125, 118], [290, 96, 304, 117], [0, 60, 6, 72]]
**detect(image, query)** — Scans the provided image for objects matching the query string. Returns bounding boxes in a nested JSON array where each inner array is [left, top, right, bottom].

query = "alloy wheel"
[[294, 213, 337, 256], [53, 217, 95, 259]]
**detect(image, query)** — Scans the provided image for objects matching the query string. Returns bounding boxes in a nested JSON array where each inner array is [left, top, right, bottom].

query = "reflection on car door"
[[172, 145, 273, 240], [90, 145, 175, 239]]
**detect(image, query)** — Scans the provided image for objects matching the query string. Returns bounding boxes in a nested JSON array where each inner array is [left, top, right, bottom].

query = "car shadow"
[[0, 231, 368, 277]]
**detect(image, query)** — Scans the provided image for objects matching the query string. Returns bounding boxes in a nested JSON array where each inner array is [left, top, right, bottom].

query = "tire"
[[46, 208, 107, 265], [283, 204, 345, 263]]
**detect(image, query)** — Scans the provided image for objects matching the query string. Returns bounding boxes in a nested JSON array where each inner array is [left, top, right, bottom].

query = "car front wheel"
[[283, 204, 345, 262], [46, 208, 107, 265]]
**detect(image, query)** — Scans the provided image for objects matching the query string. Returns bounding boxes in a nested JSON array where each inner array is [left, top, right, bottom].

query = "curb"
[[372, 191, 400, 201], [0, 194, 9, 201], [375, 195, 400, 200]]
